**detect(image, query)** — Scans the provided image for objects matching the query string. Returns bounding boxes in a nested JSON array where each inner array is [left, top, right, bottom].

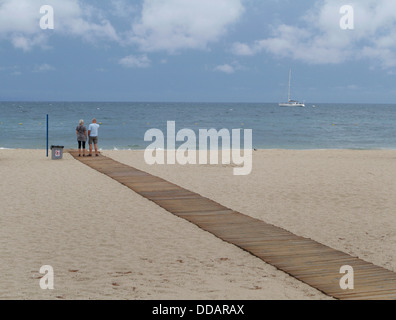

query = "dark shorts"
[[89, 136, 98, 145], [78, 141, 86, 149]]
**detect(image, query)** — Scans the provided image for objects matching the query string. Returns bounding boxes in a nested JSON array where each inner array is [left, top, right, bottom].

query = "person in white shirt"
[[88, 118, 100, 157]]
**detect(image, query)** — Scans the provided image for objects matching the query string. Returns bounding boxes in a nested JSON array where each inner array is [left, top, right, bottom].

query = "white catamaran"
[[279, 69, 305, 107]]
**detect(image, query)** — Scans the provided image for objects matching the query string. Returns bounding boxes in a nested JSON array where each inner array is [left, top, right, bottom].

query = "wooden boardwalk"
[[68, 151, 396, 300]]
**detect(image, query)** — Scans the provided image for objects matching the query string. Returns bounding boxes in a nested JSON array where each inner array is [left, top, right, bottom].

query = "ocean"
[[1, 101, 396, 150]]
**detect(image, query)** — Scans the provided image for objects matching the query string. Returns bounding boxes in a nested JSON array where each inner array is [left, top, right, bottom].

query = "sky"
[[1, 0, 396, 103]]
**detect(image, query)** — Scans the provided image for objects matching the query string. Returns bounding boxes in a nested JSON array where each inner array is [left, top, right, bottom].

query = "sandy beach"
[[104, 149, 396, 273], [1, 148, 395, 300]]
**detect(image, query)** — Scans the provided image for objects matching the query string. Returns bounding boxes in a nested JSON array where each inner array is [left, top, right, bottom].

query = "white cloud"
[[33, 64, 55, 73], [11, 33, 50, 52], [232, 0, 396, 69], [127, 0, 245, 53], [214, 64, 235, 74], [119, 54, 151, 68], [0, 0, 48, 51], [214, 60, 245, 74], [0, 0, 120, 51], [110, 0, 139, 18], [57, 4, 119, 43], [231, 42, 256, 56], [0, 0, 245, 56]]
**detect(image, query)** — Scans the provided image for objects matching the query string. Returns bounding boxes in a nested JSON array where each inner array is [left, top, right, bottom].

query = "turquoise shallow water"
[[1, 102, 396, 150]]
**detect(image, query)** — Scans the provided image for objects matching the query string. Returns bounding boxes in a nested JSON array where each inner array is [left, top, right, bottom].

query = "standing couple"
[[76, 118, 100, 157]]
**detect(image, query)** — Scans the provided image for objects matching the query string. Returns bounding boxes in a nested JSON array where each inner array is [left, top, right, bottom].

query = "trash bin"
[[51, 145, 64, 160]]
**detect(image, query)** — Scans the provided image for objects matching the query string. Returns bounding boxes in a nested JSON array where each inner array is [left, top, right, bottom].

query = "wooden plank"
[[68, 150, 396, 300]]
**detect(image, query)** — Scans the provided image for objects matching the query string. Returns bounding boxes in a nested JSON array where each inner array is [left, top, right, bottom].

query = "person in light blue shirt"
[[88, 118, 100, 157]]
